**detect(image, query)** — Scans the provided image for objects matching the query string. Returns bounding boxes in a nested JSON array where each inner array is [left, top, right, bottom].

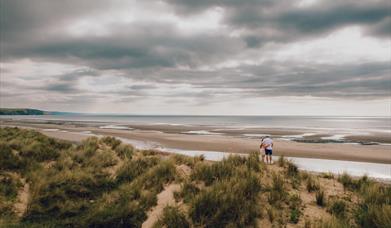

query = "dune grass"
[[0, 127, 390, 227], [189, 171, 261, 227], [153, 206, 190, 228], [316, 189, 326, 207], [306, 176, 321, 192]]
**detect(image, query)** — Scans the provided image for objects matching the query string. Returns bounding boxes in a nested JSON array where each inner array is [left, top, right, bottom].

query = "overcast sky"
[[0, 0, 390, 115]]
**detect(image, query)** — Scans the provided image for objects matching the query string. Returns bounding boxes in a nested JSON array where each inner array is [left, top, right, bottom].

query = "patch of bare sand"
[[142, 183, 181, 228], [14, 178, 30, 217]]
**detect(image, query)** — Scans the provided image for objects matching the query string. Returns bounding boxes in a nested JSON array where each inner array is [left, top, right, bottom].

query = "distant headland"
[[0, 108, 70, 115]]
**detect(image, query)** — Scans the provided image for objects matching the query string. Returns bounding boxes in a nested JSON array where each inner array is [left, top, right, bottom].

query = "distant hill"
[[0, 108, 72, 115], [0, 108, 46, 115]]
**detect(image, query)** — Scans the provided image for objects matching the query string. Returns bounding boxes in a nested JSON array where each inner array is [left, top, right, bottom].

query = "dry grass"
[[1, 127, 390, 227]]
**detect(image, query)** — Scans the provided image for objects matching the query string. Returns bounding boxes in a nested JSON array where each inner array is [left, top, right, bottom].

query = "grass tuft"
[[153, 206, 190, 228], [328, 200, 346, 218], [278, 155, 286, 167], [306, 176, 320, 192], [268, 173, 286, 206], [316, 189, 326, 207]]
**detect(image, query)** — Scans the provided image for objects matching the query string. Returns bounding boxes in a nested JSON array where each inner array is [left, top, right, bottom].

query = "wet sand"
[[1, 120, 390, 164]]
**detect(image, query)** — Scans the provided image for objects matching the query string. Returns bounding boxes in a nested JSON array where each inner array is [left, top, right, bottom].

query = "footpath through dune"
[[141, 183, 181, 228], [14, 178, 29, 217]]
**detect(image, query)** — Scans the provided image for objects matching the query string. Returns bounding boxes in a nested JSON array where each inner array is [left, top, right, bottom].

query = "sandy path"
[[141, 184, 181, 228], [14, 178, 30, 217]]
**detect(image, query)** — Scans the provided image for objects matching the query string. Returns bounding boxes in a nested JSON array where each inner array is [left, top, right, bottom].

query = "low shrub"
[[153, 206, 189, 228]]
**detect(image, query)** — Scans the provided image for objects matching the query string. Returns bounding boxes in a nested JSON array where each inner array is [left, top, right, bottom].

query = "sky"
[[0, 0, 390, 116]]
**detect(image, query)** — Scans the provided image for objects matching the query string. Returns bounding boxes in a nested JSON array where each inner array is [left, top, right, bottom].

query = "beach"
[[1, 118, 390, 164]]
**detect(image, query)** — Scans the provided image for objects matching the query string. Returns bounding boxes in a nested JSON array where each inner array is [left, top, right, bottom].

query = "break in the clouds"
[[0, 0, 390, 115]]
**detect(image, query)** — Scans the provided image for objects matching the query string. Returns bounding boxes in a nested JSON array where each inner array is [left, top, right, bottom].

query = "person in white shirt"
[[260, 136, 274, 164]]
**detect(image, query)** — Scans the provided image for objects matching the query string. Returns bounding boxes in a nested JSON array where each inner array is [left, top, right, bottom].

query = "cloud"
[[166, 0, 391, 43], [0, 0, 390, 114]]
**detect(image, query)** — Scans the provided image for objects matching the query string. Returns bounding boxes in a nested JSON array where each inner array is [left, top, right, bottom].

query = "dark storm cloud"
[[166, 0, 390, 42], [2, 20, 243, 69], [0, 0, 390, 103], [143, 61, 391, 99], [45, 83, 78, 93]]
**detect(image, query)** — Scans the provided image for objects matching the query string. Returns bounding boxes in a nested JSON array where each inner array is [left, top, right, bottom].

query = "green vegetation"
[[316, 189, 326, 207], [328, 200, 347, 218], [306, 176, 320, 192], [174, 181, 200, 203], [0, 127, 390, 227], [290, 208, 300, 224], [153, 206, 189, 228], [338, 172, 370, 191], [278, 155, 286, 167], [354, 182, 391, 228], [315, 216, 350, 228], [321, 172, 335, 179], [0, 108, 45, 115], [189, 159, 262, 227], [268, 173, 286, 206]]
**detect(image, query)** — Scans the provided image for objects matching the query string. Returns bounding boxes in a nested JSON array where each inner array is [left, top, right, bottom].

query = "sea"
[[1, 114, 390, 134]]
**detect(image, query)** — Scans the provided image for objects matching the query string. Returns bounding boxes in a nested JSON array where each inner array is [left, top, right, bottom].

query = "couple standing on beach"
[[260, 136, 273, 164]]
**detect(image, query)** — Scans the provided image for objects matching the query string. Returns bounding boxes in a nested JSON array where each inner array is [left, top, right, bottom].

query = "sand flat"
[[1, 120, 390, 164]]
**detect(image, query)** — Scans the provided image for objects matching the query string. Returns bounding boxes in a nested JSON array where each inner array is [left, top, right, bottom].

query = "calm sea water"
[[2, 115, 390, 134]]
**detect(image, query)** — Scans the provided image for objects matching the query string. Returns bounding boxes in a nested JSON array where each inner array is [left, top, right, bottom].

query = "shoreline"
[[1, 119, 391, 164]]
